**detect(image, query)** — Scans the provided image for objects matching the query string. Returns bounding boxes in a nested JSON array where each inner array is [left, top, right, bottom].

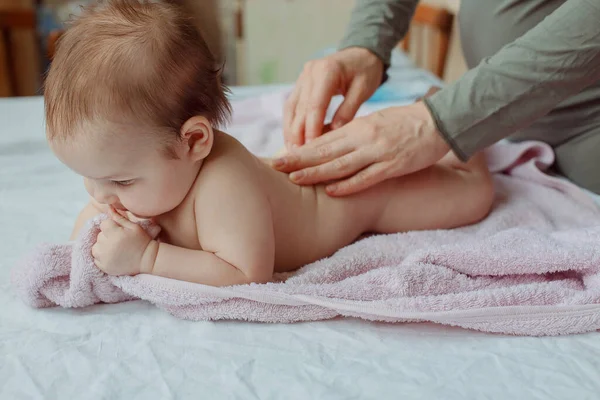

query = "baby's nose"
[[96, 195, 118, 207], [84, 179, 118, 207], [92, 187, 118, 206]]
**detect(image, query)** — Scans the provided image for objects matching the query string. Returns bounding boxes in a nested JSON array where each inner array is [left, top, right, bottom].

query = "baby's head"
[[45, 0, 231, 218]]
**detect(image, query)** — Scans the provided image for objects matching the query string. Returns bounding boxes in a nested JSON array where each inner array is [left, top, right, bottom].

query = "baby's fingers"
[[109, 207, 137, 230], [100, 218, 119, 232], [91, 242, 100, 259]]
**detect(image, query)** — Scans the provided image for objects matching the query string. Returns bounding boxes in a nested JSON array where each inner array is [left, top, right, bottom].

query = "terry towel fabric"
[[11, 91, 600, 336]]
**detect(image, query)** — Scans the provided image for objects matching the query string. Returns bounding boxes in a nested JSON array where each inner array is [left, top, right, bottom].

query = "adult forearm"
[[424, 0, 600, 160], [338, 0, 418, 68]]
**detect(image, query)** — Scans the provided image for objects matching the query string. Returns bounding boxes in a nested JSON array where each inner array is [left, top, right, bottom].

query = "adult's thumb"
[[331, 81, 369, 129]]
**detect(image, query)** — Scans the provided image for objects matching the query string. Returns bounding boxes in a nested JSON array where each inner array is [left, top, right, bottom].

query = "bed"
[[2, 52, 600, 399]]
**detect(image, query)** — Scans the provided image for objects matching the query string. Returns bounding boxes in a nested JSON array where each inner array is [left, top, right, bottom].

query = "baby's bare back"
[[162, 133, 383, 273], [159, 132, 493, 275], [257, 161, 383, 271]]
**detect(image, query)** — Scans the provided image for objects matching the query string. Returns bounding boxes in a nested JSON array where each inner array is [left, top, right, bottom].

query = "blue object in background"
[[309, 47, 443, 104], [368, 49, 443, 103]]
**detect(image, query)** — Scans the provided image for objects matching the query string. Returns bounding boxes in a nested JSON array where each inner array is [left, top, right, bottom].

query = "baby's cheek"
[[124, 185, 172, 217], [155, 178, 191, 213], [120, 190, 150, 214], [83, 178, 94, 196], [156, 182, 183, 207]]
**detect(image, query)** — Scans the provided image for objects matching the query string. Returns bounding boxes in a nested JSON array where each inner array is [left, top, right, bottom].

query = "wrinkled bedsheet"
[[2, 66, 600, 398]]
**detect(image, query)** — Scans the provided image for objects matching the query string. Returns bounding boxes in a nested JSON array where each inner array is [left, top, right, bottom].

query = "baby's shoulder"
[[191, 136, 268, 210], [190, 136, 274, 243]]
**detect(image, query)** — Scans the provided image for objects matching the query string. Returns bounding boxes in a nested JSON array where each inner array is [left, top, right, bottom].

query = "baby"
[[45, 0, 494, 287]]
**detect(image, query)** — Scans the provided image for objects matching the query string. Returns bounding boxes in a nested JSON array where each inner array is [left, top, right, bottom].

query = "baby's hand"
[[92, 208, 158, 276]]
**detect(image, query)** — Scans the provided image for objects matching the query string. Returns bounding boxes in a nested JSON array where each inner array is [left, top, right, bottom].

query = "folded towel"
[[11, 91, 600, 336]]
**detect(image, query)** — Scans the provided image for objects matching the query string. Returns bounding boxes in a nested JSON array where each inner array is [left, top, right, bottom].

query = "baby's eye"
[[112, 179, 135, 186]]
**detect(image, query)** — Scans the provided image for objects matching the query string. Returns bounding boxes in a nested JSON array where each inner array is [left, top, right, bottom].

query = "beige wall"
[[241, 0, 356, 85], [240, 0, 467, 86]]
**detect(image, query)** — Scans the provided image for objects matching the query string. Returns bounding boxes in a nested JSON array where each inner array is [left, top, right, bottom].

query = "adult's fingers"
[[304, 72, 340, 143], [322, 123, 333, 135], [272, 130, 355, 173], [289, 148, 374, 185], [283, 85, 301, 146], [331, 78, 369, 129], [325, 161, 391, 197], [288, 83, 310, 148]]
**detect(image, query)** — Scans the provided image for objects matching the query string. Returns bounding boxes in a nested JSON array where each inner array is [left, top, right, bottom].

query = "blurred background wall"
[[0, 0, 466, 97]]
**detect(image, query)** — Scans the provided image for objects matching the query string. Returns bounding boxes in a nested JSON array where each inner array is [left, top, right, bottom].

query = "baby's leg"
[[370, 152, 494, 233]]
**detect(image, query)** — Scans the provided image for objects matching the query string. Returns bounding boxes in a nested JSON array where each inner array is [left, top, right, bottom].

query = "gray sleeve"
[[424, 0, 600, 160], [338, 0, 419, 68]]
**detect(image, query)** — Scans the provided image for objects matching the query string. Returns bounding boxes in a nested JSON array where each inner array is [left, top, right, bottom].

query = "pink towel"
[[11, 91, 600, 336]]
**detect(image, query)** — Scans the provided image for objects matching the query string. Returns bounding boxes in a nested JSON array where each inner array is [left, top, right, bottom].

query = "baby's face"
[[51, 122, 201, 219]]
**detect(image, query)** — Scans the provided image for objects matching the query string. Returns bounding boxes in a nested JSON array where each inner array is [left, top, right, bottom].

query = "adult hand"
[[284, 47, 384, 149], [272, 99, 451, 197]]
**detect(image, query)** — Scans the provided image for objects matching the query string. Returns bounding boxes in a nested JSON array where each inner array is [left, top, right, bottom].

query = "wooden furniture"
[[47, 28, 60, 60], [400, 3, 454, 78], [0, 8, 36, 96]]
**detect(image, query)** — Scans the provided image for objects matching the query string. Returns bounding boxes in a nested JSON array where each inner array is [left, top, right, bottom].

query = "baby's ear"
[[180, 116, 213, 160]]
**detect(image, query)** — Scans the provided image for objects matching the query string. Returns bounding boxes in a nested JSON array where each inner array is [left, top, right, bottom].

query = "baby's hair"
[[45, 0, 231, 142]]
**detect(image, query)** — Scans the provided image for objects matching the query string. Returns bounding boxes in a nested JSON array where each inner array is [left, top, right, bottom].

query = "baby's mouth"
[[112, 205, 152, 221], [113, 206, 134, 218], [124, 210, 150, 222]]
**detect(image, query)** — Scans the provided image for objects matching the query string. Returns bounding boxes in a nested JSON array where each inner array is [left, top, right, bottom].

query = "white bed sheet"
[[2, 85, 600, 400]]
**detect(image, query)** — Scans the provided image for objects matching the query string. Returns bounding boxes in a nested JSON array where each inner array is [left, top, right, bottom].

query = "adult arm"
[[338, 0, 419, 74], [425, 0, 600, 160], [275, 0, 600, 196]]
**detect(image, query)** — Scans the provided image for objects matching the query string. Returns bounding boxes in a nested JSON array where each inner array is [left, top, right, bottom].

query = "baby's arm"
[[144, 243, 268, 286], [145, 165, 275, 286]]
